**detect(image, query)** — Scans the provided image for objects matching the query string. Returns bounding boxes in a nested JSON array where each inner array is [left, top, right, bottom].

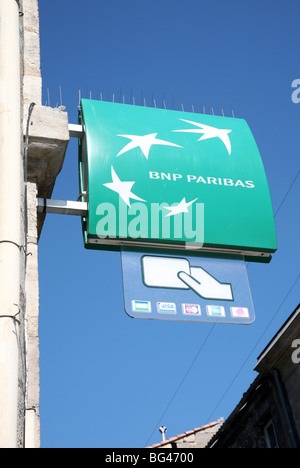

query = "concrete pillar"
[[21, 0, 69, 448], [24, 181, 40, 448]]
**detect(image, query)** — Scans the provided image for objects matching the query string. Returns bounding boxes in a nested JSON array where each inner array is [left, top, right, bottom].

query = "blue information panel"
[[121, 248, 255, 324]]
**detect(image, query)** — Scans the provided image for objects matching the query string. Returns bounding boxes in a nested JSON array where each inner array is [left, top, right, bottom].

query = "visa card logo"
[[206, 305, 226, 317], [157, 302, 177, 314]]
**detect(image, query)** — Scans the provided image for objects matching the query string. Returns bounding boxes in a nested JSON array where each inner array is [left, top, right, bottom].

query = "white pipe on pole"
[[0, 0, 22, 448], [25, 409, 36, 448]]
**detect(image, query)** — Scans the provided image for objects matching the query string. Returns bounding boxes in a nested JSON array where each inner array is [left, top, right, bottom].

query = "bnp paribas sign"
[[79, 99, 277, 261]]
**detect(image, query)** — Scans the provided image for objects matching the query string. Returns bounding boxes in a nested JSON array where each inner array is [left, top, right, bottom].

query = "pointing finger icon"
[[178, 268, 233, 301]]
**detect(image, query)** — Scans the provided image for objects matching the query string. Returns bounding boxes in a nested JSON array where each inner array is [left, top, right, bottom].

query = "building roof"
[[255, 302, 300, 373], [147, 304, 300, 449], [147, 419, 223, 448], [207, 302, 300, 448]]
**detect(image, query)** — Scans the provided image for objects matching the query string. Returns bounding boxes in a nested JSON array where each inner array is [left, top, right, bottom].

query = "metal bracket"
[[68, 124, 84, 138], [36, 125, 86, 216], [37, 199, 88, 217]]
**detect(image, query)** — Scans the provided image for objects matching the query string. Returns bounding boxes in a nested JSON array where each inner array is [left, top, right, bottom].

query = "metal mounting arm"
[[37, 198, 88, 217]]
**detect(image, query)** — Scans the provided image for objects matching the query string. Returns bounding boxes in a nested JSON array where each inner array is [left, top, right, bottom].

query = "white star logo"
[[116, 133, 182, 159], [174, 119, 232, 155], [103, 166, 146, 207], [164, 197, 198, 217]]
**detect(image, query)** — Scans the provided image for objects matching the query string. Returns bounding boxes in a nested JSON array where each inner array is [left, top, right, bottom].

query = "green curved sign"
[[79, 99, 277, 261]]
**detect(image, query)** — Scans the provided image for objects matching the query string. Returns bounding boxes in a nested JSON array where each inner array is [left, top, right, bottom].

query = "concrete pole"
[[0, 0, 22, 448]]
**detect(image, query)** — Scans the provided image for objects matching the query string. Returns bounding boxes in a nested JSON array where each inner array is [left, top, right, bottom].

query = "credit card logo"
[[157, 302, 177, 314], [132, 300, 151, 313], [231, 307, 249, 318], [182, 304, 201, 316], [206, 305, 226, 317]]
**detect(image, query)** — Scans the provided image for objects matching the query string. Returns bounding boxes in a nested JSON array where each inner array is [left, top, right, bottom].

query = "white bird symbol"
[[174, 119, 232, 155], [164, 197, 198, 217], [117, 133, 182, 159], [103, 166, 146, 207]]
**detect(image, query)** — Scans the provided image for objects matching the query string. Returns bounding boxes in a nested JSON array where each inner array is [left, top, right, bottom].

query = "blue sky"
[[38, 0, 299, 448]]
